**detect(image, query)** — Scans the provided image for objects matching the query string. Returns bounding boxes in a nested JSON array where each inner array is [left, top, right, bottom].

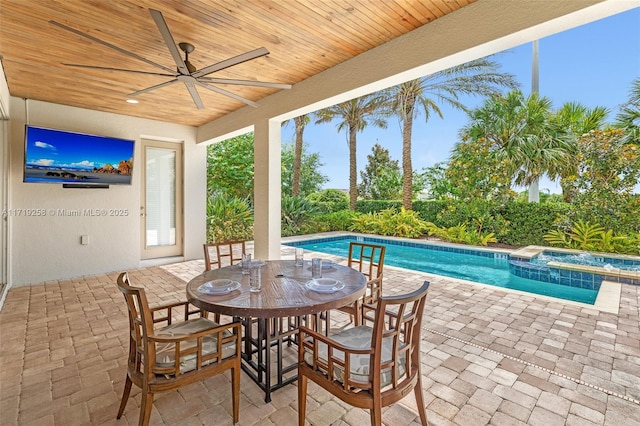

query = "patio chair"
[[203, 240, 246, 271], [297, 281, 430, 426], [115, 272, 241, 426], [338, 242, 386, 325]]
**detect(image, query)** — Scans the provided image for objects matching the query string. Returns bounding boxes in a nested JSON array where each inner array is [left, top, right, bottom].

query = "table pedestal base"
[[239, 313, 329, 402]]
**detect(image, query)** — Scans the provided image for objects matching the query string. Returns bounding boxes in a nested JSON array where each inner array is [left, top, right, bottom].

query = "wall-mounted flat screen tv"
[[24, 125, 135, 186]]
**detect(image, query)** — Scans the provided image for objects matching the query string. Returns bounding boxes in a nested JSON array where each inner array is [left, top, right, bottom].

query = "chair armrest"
[[361, 303, 403, 328], [150, 301, 208, 325]]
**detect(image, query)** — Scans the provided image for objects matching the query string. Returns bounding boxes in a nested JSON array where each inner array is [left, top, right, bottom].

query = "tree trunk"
[[349, 125, 358, 211], [402, 100, 415, 210], [292, 116, 304, 196], [528, 178, 540, 203]]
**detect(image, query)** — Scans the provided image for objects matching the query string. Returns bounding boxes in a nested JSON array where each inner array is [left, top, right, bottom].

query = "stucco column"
[[253, 119, 282, 259]]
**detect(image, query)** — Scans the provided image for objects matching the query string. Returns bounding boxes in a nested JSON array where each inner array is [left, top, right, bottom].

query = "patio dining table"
[[186, 259, 366, 402]]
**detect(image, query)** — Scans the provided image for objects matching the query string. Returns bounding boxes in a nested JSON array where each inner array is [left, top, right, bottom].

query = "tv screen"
[[24, 125, 135, 186]]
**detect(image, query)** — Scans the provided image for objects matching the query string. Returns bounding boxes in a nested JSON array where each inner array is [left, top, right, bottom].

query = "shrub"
[[349, 207, 428, 238], [544, 219, 640, 255], [206, 196, 253, 243], [307, 189, 349, 203], [282, 195, 319, 237], [309, 210, 359, 233], [425, 222, 497, 246], [355, 200, 402, 214], [498, 201, 571, 246]]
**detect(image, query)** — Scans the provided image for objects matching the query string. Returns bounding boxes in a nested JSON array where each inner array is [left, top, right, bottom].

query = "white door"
[[140, 139, 183, 259]]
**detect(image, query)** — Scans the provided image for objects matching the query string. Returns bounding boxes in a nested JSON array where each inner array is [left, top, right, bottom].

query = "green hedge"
[[352, 199, 574, 247], [497, 202, 572, 246]]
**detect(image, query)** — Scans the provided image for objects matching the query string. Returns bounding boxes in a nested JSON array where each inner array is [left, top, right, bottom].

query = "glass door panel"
[[141, 140, 182, 259]]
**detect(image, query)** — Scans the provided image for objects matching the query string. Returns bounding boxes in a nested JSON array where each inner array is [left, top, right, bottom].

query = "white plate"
[[305, 278, 345, 293], [198, 279, 241, 295]]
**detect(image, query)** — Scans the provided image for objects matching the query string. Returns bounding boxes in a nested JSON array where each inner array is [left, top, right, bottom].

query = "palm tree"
[[549, 102, 608, 202], [615, 77, 640, 145], [315, 95, 388, 210], [385, 57, 519, 209], [283, 114, 311, 196], [465, 90, 573, 202]]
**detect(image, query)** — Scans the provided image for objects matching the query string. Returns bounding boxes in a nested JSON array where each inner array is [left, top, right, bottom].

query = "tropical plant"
[[315, 94, 388, 210], [206, 196, 254, 243], [615, 77, 640, 146], [424, 222, 497, 246], [281, 142, 328, 197], [548, 102, 608, 202], [544, 219, 639, 254], [282, 114, 312, 196], [464, 90, 573, 202], [308, 210, 359, 233], [349, 207, 428, 238], [281, 195, 319, 237], [384, 57, 518, 209]]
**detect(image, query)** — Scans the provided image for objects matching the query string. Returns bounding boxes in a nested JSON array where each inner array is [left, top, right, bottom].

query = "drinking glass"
[[311, 258, 322, 278], [295, 248, 304, 266], [249, 266, 262, 292], [242, 253, 252, 275]]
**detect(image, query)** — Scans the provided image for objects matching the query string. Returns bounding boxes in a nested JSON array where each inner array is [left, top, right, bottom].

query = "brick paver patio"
[[1, 242, 639, 425]]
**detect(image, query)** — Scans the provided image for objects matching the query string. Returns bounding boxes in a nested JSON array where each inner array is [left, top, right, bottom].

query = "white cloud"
[[34, 141, 56, 150], [71, 160, 94, 168], [34, 159, 54, 166]]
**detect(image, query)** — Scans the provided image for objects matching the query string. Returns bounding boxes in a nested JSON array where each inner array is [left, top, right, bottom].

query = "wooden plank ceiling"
[[0, 0, 474, 127]]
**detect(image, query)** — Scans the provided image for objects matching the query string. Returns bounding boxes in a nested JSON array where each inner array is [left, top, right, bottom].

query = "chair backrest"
[[116, 272, 156, 380], [347, 241, 386, 304], [203, 240, 246, 271], [369, 281, 430, 393]]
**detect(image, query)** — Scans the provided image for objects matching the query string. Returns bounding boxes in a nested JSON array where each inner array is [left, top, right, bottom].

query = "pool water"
[[532, 252, 640, 271], [288, 236, 599, 304]]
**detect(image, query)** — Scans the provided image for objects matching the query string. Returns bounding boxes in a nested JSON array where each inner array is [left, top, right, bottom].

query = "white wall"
[[8, 98, 205, 286]]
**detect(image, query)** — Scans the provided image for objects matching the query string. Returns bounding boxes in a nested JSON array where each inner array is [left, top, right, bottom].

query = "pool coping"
[[282, 232, 622, 315]]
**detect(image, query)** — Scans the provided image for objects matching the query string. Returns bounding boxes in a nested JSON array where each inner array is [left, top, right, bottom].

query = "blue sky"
[[25, 126, 135, 169], [281, 8, 640, 194]]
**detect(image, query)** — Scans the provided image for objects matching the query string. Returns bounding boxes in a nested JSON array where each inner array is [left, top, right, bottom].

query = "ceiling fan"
[[49, 8, 291, 109]]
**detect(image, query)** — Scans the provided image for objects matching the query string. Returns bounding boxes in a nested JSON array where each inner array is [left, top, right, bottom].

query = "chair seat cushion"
[[155, 317, 236, 374], [303, 325, 406, 387]]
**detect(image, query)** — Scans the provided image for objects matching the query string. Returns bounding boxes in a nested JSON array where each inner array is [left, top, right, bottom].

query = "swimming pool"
[[286, 235, 600, 304]]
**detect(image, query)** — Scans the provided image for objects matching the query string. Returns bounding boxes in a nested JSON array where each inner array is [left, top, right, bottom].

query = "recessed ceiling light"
[[126, 99, 139, 104]]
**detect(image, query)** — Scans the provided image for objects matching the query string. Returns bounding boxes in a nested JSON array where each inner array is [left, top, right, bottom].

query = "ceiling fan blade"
[[197, 77, 292, 90], [63, 63, 176, 78], [49, 20, 175, 74], [129, 79, 179, 96], [196, 82, 259, 108], [149, 9, 190, 76], [192, 47, 270, 78], [183, 82, 205, 109]]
